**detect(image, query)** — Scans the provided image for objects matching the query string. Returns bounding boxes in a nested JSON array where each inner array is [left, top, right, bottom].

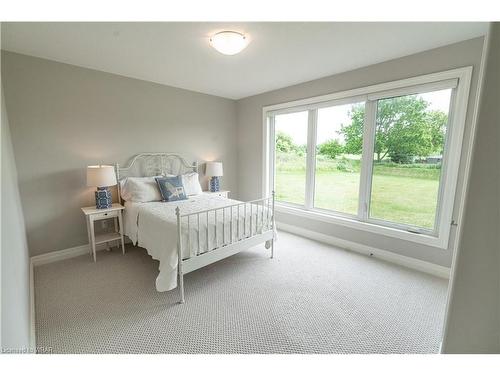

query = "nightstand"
[[81, 203, 125, 262], [203, 190, 230, 198]]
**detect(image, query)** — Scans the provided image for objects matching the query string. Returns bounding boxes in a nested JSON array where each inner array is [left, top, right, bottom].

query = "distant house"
[[426, 155, 443, 164]]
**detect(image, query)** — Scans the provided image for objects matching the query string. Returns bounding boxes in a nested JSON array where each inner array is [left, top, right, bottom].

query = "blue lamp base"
[[209, 176, 220, 192], [95, 187, 112, 209]]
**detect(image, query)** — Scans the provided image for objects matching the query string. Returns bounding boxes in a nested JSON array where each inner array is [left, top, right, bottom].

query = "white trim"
[[264, 66, 473, 250], [277, 222, 450, 279], [366, 78, 458, 101], [266, 94, 368, 117], [305, 109, 317, 209], [263, 68, 468, 113], [358, 100, 377, 220], [31, 244, 94, 266], [275, 203, 447, 248], [434, 67, 472, 245], [440, 29, 491, 354], [262, 115, 273, 197], [30, 240, 129, 266]]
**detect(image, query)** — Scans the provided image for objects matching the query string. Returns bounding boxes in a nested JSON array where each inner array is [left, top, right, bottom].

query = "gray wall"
[[1, 84, 31, 350], [236, 37, 485, 268], [1, 51, 238, 256], [442, 23, 500, 353]]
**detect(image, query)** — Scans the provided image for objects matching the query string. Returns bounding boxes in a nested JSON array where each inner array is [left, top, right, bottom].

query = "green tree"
[[295, 144, 307, 157], [426, 110, 448, 155], [276, 131, 306, 156], [318, 139, 343, 159], [339, 96, 447, 163], [276, 131, 295, 153], [341, 105, 365, 156]]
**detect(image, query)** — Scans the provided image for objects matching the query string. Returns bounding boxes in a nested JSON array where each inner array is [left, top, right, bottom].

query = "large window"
[[265, 68, 472, 248], [369, 89, 452, 230]]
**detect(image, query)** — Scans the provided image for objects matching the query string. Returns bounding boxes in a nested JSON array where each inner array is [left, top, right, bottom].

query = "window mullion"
[[358, 100, 377, 221], [268, 116, 276, 198], [304, 109, 317, 210]]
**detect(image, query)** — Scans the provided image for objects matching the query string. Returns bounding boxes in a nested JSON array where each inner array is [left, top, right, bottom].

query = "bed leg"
[[176, 206, 185, 304], [271, 190, 275, 259], [178, 272, 185, 304]]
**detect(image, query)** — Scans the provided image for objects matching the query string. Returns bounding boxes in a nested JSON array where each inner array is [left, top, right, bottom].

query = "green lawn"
[[276, 154, 441, 229]]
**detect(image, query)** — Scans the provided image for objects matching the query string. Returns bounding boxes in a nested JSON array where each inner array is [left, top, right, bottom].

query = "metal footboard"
[[175, 191, 275, 303]]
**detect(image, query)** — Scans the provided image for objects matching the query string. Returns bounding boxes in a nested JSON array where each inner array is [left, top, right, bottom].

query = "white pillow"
[[181, 172, 203, 196], [120, 176, 163, 202]]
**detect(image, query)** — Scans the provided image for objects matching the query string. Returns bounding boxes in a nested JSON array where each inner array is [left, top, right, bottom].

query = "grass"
[[275, 153, 441, 229]]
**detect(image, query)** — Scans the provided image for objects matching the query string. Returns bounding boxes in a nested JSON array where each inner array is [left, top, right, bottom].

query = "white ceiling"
[[1, 22, 488, 99]]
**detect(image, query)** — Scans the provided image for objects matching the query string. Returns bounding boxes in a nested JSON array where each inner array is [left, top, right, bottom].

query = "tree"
[[275, 131, 306, 156], [426, 110, 447, 155], [318, 139, 343, 159], [276, 131, 295, 153], [341, 105, 365, 156], [339, 96, 448, 163]]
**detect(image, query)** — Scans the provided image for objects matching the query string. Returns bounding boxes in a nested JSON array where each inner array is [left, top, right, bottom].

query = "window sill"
[[274, 203, 449, 249]]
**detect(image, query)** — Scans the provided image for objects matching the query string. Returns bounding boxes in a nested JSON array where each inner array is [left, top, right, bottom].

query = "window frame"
[[262, 67, 473, 249]]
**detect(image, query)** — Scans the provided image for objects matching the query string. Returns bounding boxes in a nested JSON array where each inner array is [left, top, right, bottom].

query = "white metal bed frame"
[[116, 153, 275, 303]]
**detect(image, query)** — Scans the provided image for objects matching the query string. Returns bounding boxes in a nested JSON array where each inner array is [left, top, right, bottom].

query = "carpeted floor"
[[34, 231, 448, 354]]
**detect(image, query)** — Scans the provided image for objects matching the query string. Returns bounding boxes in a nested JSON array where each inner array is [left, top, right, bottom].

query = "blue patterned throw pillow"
[[155, 176, 187, 202]]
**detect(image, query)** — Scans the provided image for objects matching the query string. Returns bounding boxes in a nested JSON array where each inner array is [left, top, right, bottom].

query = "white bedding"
[[123, 194, 272, 292]]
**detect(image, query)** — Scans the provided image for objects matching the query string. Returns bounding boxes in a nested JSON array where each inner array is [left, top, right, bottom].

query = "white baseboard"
[[277, 222, 450, 279], [31, 243, 95, 266], [31, 239, 131, 266]]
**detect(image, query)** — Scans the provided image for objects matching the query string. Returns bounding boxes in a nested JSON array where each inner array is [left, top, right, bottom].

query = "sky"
[[274, 88, 452, 145]]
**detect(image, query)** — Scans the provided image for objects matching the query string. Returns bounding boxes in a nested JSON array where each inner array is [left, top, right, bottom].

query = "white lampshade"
[[205, 161, 223, 177], [87, 165, 117, 187]]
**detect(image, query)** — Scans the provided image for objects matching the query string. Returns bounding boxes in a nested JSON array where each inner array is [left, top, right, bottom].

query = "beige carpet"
[[34, 231, 448, 354]]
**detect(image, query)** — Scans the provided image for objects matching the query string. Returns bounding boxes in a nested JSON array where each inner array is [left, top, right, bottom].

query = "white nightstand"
[[81, 203, 125, 262], [203, 190, 230, 198]]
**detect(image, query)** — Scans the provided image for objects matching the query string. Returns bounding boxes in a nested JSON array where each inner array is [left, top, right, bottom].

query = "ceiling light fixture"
[[209, 31, 249, 55]]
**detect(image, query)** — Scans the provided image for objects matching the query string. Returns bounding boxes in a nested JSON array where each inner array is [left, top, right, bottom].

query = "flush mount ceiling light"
[[209, 31, 249, 55]]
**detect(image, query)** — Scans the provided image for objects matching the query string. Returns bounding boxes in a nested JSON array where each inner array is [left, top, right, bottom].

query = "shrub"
[[318, 139, 343, 159], [388, 151, 414, 164], [336, 157, 354, 172]]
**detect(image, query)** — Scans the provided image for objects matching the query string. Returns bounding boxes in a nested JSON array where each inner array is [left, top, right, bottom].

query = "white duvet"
[[123, 194, 272, 291]]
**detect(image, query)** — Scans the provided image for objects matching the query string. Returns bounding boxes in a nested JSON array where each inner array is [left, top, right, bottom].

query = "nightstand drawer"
[[91, 210, 119, 221]]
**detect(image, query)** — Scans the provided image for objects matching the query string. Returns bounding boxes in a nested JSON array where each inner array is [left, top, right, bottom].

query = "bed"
[[116, 153, 275, 303]]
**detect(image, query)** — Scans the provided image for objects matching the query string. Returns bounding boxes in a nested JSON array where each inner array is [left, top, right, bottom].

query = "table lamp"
[[87, 165, 117, 209], [205, 161, 223, 192]]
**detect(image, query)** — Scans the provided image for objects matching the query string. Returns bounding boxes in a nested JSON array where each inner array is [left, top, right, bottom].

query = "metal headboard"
[[115, 153, 198, 204]]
